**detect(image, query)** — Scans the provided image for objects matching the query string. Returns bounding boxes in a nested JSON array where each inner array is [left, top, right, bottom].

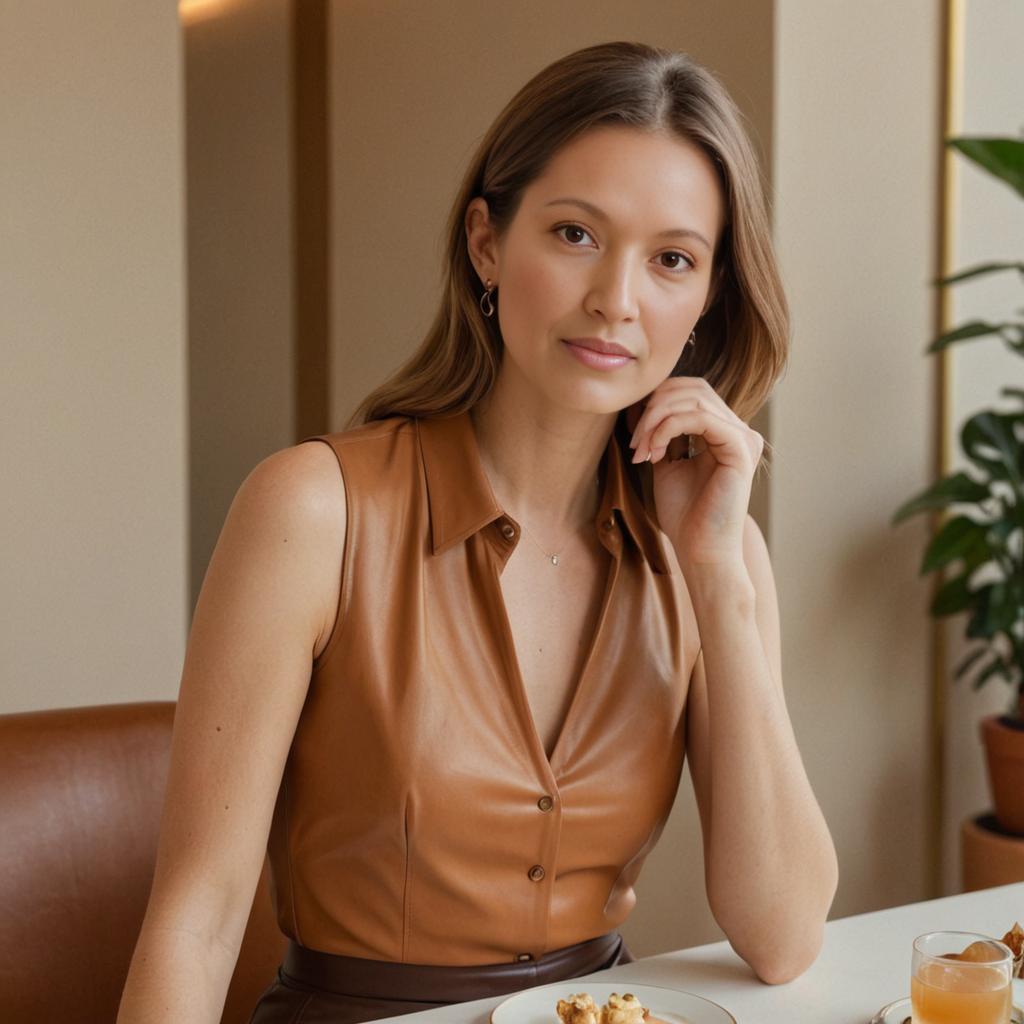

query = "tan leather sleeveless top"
[[266, 410, 696, 965]]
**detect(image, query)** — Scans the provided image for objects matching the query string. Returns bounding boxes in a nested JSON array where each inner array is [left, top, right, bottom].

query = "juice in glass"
[[910, 931, 1013, 1024], [910, 960, 1011, 1023]]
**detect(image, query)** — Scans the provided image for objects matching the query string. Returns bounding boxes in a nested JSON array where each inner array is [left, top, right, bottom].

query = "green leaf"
[[988, 519, 1020, 548], [961, 411, 1024, 489], [962, 582, 1021, 640], [1007, 324, 1024, 355], [920, 514, 992, 574], [932, 572, 977, 616], [933, 261, 1024, 286], [965, 585, 996, 638], [954, 644, 990, 680], [949, 137, 1024, 198], [970, 652, 1013, 692], [891, 471, 992, 524], [985, 581, 1022, 634], [927, 320, 1006, 353]]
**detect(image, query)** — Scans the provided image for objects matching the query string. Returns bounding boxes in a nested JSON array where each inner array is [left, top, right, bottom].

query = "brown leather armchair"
[[0, 701, 287, 1023]]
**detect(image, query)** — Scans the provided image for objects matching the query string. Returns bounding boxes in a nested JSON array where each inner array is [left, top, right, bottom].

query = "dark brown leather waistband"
[[281, 930, 626, 1002]]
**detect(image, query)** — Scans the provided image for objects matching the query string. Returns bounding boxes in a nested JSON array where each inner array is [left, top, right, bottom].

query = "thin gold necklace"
[[513, 476, 599, 566]]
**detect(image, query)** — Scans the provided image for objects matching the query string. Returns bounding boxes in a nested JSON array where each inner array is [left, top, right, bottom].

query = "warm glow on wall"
[[178, 0, 230, 21]]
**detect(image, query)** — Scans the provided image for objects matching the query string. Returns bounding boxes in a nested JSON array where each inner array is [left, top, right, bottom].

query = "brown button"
[[500, 522, 516, 539], [537, 795, 554, 812], [515, 952, 532, 962], [528, 864, 546, 882]]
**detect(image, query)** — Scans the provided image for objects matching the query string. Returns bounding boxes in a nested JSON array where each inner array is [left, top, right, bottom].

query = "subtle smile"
[[560, 338, 636, 371]]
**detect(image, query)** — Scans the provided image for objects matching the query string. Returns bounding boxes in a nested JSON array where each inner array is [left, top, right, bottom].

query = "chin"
[[548, 387, 635, 418]]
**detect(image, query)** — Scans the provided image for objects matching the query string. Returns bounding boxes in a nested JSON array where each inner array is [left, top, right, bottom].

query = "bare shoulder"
[[240, 438, 347, 534], [239, 438, 347, 661]]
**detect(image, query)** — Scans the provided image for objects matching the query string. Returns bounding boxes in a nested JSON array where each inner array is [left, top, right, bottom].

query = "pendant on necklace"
[[550, 555, 559, 565]]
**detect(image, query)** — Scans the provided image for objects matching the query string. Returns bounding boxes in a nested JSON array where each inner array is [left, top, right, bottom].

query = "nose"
[[584, 252, 639, 324]]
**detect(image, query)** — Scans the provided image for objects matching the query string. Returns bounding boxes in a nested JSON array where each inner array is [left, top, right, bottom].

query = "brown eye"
[[659, 251, 695, 272], [554, 223, 593, 246]]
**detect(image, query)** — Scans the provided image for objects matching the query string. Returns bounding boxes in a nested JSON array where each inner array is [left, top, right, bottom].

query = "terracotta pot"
[[961, 813, 1024, 890], [980, 714, 1024, 835]]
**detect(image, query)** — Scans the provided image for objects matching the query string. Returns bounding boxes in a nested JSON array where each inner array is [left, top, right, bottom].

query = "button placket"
[[520, 786, 560, 959]]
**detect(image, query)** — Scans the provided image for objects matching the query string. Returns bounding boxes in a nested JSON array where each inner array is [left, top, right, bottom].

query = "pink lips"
[[561, 337, 636, 371], [563, 337, 635, 357]]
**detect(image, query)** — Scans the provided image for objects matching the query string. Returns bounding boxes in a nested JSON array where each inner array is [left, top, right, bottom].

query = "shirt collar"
[[415, 409, 671, 575]]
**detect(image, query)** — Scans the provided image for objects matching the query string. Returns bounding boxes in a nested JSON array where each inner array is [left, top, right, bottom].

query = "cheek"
[[502, 253, 565, 325], [646, 315, 689, 371]]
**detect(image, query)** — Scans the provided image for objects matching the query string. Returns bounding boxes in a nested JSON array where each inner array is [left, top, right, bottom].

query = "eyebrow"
[[543, 197, 712, 252]]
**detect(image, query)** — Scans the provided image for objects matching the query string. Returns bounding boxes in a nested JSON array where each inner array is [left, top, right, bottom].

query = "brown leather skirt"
[[247, 931, 635, 1024]]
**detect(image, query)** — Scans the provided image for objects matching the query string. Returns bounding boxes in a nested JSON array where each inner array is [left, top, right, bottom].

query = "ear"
[[464, 197, 501, 284]]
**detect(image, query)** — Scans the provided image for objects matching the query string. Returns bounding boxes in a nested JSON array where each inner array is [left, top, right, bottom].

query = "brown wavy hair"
[[348, 40, 788, 480]]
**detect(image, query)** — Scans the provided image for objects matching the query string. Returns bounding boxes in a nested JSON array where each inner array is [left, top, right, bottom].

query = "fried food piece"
[[554, 991, 652, 1024], [1002, 922, 1023, 978], [600, 991, 648, 1024], [556, 993, 600, 1024]]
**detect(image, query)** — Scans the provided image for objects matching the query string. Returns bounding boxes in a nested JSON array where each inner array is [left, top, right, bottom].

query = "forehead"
[[524, 125, 725, 243]]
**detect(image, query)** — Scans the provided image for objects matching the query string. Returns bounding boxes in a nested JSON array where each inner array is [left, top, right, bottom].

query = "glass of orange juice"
[[910, 930, 1014, 1024]]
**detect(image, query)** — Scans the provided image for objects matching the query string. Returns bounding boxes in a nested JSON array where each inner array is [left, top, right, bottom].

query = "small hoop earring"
[[480, 277, 496, 318], [686, 328, 696, 350]]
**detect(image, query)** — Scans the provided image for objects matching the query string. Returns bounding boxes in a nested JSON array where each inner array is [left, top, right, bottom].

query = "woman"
[[118, 41, 837, 1024]]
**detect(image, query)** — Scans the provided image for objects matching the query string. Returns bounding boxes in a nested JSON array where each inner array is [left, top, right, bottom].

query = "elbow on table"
[[716, 846, 838, 985], [752, 847, 839, 984], [746, 924, 825, 986]]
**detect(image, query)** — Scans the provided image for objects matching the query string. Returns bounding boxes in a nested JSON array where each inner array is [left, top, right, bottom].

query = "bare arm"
[[684, 514, 838, 985], [117, 439, 347, 1023]]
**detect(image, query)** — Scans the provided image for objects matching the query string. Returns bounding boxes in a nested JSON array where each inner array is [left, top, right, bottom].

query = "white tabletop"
[[374, 881, 1024, 1023]]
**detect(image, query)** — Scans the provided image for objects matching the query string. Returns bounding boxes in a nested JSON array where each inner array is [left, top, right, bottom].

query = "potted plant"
[[891, 127, 1024, 835]]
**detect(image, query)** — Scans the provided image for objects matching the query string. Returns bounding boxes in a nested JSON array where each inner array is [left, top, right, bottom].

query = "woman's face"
[[467, 124, 726, 415]]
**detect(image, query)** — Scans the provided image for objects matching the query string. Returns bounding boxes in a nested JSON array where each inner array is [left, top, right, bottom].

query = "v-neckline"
[[488, 540, 621, 787]]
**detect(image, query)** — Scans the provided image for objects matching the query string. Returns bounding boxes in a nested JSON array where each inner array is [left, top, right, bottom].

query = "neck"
[[469, 362, 616, 537]]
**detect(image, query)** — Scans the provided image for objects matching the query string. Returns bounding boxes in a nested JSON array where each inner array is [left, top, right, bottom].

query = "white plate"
[[489, 981, 735, 1024]]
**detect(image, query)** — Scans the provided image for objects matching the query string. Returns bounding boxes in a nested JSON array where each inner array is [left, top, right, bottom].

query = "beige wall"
[[1, 2, 188, 712], [772, 0, 942, 918], [942, 0, 1024, 894]]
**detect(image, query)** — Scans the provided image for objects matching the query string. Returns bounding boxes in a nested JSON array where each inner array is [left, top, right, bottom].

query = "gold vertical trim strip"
[[930, 0, 964, 898]]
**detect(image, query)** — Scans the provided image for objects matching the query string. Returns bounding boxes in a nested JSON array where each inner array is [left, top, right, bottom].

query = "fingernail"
[[631, 447, 644, 464]]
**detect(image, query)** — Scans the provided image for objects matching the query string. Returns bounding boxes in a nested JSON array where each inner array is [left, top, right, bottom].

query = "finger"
[[646, 412, 761, 466], [630, 381, 741, 446], [632, 394, 720, 450], [635, 408, 751, 468]]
